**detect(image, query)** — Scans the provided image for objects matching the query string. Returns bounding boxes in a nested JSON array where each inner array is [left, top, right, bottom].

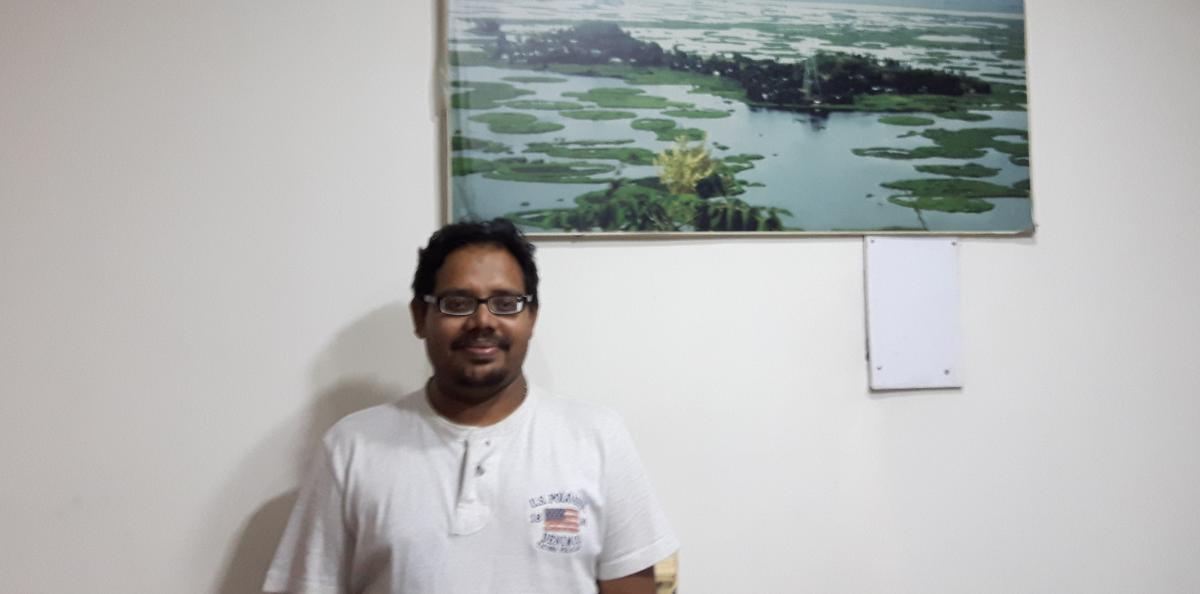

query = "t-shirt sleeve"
[[263, 439, 351, 593], [595, 412, 680, 581]]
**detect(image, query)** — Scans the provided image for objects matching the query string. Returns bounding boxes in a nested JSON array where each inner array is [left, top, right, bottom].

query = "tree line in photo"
[[484, 21, 993, 110]]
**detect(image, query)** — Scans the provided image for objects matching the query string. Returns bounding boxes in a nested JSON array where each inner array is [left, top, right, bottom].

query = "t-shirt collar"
[[420, 381, 538, 440]]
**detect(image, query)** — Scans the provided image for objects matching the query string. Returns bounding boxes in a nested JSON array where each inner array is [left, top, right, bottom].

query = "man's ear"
[[410, 298, 428, 339]]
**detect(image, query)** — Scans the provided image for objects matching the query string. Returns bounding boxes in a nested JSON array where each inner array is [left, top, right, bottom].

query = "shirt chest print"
[[527, 490, 589, 553]]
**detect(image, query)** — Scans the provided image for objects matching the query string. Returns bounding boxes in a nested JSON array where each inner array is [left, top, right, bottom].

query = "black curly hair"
[[411, 218, 539, 305]]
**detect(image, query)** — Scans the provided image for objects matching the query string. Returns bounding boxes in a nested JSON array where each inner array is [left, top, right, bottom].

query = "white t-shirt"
[[264, 385, 678, 594]]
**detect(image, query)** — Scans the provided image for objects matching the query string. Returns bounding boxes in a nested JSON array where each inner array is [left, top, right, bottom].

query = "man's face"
[[412, 243, 537, 397]]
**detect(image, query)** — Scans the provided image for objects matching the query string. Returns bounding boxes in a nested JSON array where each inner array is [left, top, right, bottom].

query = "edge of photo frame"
[[433, 0, 1038, 241]]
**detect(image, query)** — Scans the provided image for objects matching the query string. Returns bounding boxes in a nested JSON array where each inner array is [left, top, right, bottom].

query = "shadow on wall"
[[215, 302, 428, 594]]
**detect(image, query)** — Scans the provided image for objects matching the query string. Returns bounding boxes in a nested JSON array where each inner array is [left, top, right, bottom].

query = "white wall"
[[2, 0, 1197, 592]]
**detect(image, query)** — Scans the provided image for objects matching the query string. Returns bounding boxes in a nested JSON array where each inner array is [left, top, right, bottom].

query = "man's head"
[[410, 219, 539, 401]]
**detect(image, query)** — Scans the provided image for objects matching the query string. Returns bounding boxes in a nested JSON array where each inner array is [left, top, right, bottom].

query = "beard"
[[427, 328, 526, 406], [452, 365, 509, 389]]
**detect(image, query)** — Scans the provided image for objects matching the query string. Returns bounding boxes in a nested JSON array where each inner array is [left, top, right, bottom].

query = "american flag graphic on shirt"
[[543, 508, 580, 533]]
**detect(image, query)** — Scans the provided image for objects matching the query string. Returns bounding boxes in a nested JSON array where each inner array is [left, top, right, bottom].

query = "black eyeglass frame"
[[421, 294, 535, 316]]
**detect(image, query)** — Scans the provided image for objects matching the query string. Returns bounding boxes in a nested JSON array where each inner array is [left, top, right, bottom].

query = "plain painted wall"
[[2, 0, 1197, 592]]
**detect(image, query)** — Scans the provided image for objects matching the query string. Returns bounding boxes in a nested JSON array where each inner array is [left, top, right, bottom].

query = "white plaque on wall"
[[865, 236, 962, 390]]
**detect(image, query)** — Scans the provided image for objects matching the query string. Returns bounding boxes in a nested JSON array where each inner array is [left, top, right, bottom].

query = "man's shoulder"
[[531, 386, 626, 435], [321, 389, 426, 445]]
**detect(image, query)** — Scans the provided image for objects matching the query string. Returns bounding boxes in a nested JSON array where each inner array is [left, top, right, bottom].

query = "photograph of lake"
[[446, 0, 1032, 235]]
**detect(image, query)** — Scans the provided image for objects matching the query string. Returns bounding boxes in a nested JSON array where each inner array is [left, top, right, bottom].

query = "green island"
[[501, 75, 567, 83], [722, 153, 766, 173], [884, 178, 1028, 199], [630, 118, 705, 141], [500, 100, 587, 110], [559, 109, 638, 120], [854, 127, 1029, 164], [467, 112, 565, 134], [879, 115, 936, 126], [940, 111, 992, 122], [453, 157, 617, 183], [888, 195, 995, 214], [562, 87, 689, 109], [914, 163, 1000, 178], [854, 146, 984, 160], [661, 108, 731, 119], [523, 141, 657, 165], [450, 81, 533, 110], [548, 139, 637, 146], [883, 178, 1029, 214]]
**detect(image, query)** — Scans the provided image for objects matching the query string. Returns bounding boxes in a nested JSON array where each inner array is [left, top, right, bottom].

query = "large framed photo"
[[443, 0, 1033, 237]]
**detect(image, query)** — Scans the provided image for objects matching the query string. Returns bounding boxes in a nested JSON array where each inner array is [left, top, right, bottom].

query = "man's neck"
[[426, 375, 528, 427]]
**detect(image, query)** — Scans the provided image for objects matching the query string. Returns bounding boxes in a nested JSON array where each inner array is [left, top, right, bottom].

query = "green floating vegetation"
[[475, 159, 617, 183], [630, 118, 704, 141], [879, 115, 936, 126], [524, 142, 656, 165], [925, 127, 1028, 160], [914, 163, 1000, 178], [661, 109, 731, 119], [559, 109, 638, 120], [468, 112, 564, 134], [542, 64, 747, 102], [712, 142, 730, 150], [940, 111, 992, 122], [854, 127, 1029, 161], [853, 146, 985, 160], [502, 75, 568, 83], [451, 135, 510, 154], [630, 118, 675, 133], [721, 153, 766, 173], [1013, 178, 1031, 191], [552, 139, 636, 146], [888, 195, 995, 213], [501, 100, 586, 110], [451, 81, 534, 110], [563, 87, 687, 109], [724, 154, 765, 162], [883, 175, 1030, 213], [452, 156, 498, 176], [883, 178, 1028, 199]]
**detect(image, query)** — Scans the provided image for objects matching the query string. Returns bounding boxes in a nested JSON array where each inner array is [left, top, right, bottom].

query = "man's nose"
[[463, 302, 498, 329]]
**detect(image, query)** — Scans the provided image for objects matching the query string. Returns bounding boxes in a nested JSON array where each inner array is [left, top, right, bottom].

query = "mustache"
[[451, 332, 511, 350]]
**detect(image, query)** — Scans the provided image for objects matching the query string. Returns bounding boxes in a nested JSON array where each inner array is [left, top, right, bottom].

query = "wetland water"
[[449, 0, 1032, 233]]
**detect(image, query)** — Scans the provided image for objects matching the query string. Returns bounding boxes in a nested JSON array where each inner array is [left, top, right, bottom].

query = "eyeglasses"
[[423, 294, 534, 316]]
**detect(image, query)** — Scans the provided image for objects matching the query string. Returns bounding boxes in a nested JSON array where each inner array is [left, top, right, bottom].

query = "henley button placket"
[[450, 434, 502, 536]]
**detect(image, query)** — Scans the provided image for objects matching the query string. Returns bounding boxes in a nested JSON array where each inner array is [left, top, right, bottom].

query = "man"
[[264, 219, 678, 593]]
